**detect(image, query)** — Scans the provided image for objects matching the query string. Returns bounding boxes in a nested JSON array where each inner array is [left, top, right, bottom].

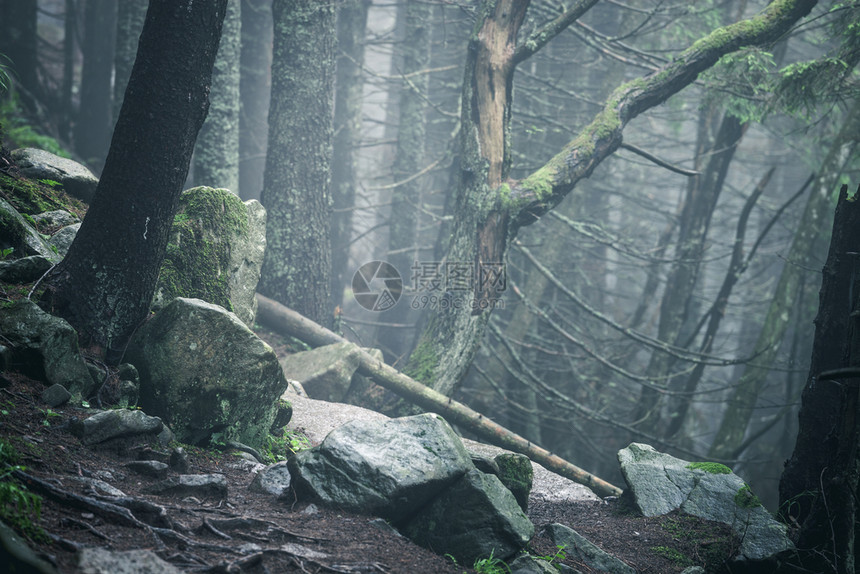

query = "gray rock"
[[471, 453, 500, 475], [547, 523, 635, 574], [117, 379, 139, 408], [279, 342, 363, 402], [0, 198, 60, 262], [125, 298, 288, 448], [12, 148, 98, 203], [0, 254, 52, 282], [0, 299, 94, 396], [495, 453, 533, 512], [680, 567, 705, 574], [151, 187, 266, 327], [403, 469, 534, 564], [48, 222, 80, 258], [32, 209, 79, 229], [145, 474, 228, 499], [289, 413, 474, 523], [67, 476, 125, 497], [117, 363, 139, 384], [248, 461, 291, 498], [509, 554, 563, 574], [77, 547, 183, 574], [0, 517, 57, 574], [617, 443, 793, 561], [41, 383, 71, 407], [170, 447, 189, 473], [71, 409, 163, 446], [125, 460, 169, 479]]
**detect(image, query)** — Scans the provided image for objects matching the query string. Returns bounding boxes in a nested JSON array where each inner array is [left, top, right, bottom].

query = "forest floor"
[[0, 361, 740, 573]]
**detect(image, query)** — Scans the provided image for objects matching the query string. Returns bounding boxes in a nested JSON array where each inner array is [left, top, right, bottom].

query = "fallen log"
[[256, 294, 623, 498]]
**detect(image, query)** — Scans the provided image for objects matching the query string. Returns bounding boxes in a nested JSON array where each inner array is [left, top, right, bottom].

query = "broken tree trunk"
[[256, 293, 623, 498]]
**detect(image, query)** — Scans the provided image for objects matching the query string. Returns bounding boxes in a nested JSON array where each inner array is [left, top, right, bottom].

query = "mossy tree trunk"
[[258, 0, 335, 327], [193, 0, 241, 193], [403, 0, 818, 398], [708, 100, 860, 462], [377, 0, 432, 363], [74, 0, 117, 171], [238, 0, 273, 201], [330, 0, 370, 310], [43, 0, 227, 362], [113, 0, 148, 125]]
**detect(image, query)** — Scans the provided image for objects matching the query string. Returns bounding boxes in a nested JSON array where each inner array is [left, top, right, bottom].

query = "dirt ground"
[[0, 365, 744, 574]]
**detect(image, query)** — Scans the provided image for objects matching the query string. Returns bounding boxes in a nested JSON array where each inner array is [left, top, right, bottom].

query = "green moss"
[[156, 187, 249, 312], [734, 484, 762, 509], [651, 546, 693, 566], [686, 462, 732, 474], [404, 337, 439, 385]]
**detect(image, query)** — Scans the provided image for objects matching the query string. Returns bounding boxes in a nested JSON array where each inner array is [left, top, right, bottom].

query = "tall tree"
[[74, 0, 117, 171], [238, 0, 272, 201], [0, 0, 38, 104], [330, 0, 371, 310], [113, 0, 148, 124], [193, 0, 241, 192], [378, 0, 432, 362], [258, 0, 335, 327], [402, 0, 818, 399], [44, 0, 228, 362]]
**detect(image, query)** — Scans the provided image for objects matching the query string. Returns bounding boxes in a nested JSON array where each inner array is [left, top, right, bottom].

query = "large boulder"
[[11, 148, 99, 203], [125, 297, 288, 448], [0, 300, 94, 397], [0, 198, 60, 262], [152, 186, 266, 327], [402, 469, 534, 564], [279, 342, 363, 402], [289, 413, 475, 523], [618, 443, 793, 562]]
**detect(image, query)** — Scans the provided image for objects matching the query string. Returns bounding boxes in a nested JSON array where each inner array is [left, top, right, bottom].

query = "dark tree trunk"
[[0, 0, 39, 103], [193, 0, 241, 192], [44, 0, 228, 362], [258, 0, 335, 327], [113, 0, 148, 124], [238, 0, 272, 201], [330, 0, 370, 310], [60, 0, 78, 141], [74, 0, 117, 172]]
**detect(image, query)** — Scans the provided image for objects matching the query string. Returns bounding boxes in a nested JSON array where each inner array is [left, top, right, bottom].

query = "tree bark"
[[258, 0, 335, 327], [193, 0, 241, 193], [238, 0, 272, 201], [74, 0, 117, 172], [256, 293, 623, 499], [43, 0, 227, 362], [113, 0, 148, 124], [330, 0, 370, 309], [406, 0, 818, 398], [0, 0, 39, 103]]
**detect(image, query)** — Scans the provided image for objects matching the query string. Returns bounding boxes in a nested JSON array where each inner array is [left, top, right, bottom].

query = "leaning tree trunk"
[[403, 0, 817, 398], [44, 0, 227, 362], [708, 100, 860, 462], [193, 0, 241, 193], [74, 0, 117, 171], [258, 0, 335, 327], [330, 0, 370, 309]]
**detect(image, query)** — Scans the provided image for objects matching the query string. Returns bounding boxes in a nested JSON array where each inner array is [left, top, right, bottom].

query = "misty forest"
[[1, 0, 860, 572]]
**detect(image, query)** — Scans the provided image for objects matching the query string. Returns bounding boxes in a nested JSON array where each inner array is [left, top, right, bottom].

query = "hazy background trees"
[[2, 0, 859, 519]]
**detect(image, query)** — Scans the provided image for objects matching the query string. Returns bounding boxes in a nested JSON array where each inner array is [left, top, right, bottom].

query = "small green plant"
[[0, 247, 13, 260], [0, 440, 46, 541], [535, 544, 567, 568], [37, 179, 62, 188], [38, 408, 61, 427], [264, 428, 311, 463], [472, 549, 510, 574], [651, 545, 693, 566]]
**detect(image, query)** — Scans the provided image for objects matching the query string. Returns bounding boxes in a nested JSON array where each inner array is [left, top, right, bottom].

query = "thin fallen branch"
[[256, 294, 623, 498]]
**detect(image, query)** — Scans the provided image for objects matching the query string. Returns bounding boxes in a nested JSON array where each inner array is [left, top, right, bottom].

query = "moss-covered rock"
[[125, 297, 287, 449], [153, 186, 266, 327]]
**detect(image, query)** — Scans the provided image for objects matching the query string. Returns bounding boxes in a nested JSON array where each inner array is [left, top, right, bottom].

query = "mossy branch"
[[256, 294, 623, 498], [509, 0, 817, 231]]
